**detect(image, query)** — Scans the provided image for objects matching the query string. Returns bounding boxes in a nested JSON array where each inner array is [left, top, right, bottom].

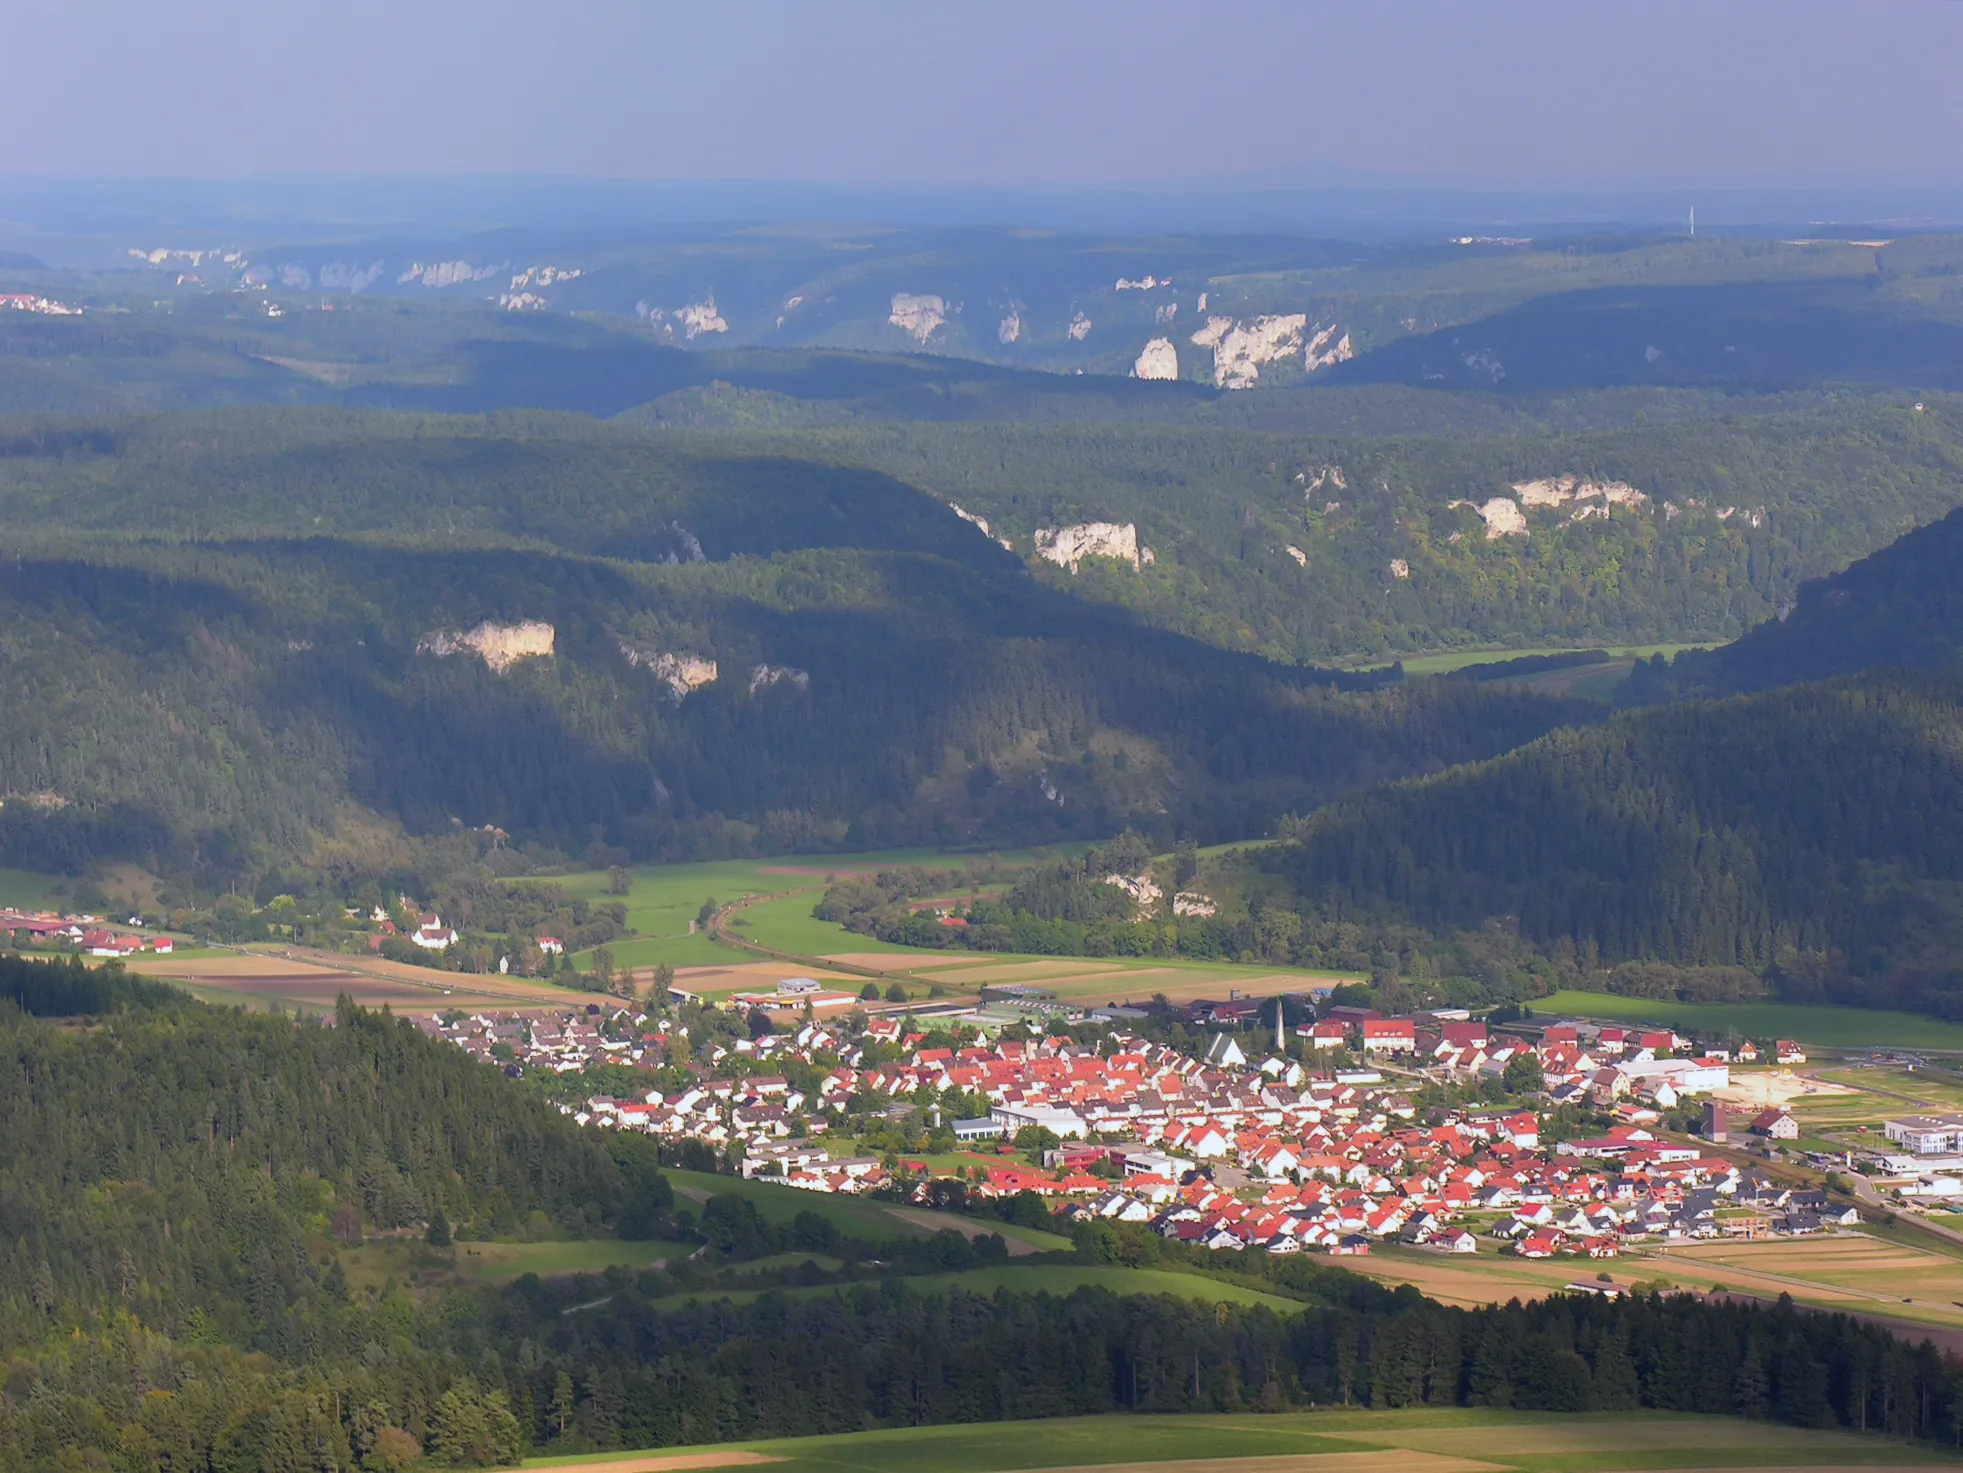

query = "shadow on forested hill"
[[1331, 280, 1963, 393]]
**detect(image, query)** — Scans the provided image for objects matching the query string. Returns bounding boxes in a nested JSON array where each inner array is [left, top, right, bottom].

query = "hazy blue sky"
[[13, 0, 1961, 186]]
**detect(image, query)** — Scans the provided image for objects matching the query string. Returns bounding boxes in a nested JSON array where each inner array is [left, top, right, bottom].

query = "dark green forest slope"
[[0, 414, 1588, 889], [0, 962, 622, 1357], [1270, 669, 1963, 1017], [9, 403, 1963, 892], [1629, 503, 1963, 699]]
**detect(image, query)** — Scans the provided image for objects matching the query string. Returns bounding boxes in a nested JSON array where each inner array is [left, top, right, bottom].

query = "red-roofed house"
[[1361, 1019, 1417, 1054]]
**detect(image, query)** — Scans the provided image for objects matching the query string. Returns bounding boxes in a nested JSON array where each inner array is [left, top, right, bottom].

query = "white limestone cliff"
[[417, 621, 556, 673]]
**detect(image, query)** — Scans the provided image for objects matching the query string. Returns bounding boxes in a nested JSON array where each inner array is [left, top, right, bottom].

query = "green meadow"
[[661, 1169, 1073, 1254], [449, 1238, 697, 1281], [0, 867, 61, 909], [652, 1263, 1303, 1314], [548, 847, 1074, 969], [520, 1407, 1953, 1472], [1382, 643, 1717, 677], [1540, 989, 1963, 1050]]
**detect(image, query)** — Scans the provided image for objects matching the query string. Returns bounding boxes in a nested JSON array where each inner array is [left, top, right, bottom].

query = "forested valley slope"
[[0, 411, 1584, 889]]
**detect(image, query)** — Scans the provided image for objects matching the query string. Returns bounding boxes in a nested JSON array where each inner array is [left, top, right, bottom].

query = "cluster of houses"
[[0, 909, 174, 957], [420, 994, 1853, 1257], [1297, 1007, 1775, 1111], [0, 293, 81, 315]]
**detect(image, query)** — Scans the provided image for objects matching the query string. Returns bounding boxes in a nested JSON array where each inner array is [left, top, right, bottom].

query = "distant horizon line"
[[7, 168, 1963, 198]]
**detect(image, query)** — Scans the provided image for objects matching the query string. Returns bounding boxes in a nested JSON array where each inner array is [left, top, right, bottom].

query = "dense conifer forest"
[[1261, 669, 1963, 1016]]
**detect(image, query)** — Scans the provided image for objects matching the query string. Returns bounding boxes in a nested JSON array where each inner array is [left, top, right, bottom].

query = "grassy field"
[[520, 1407, 1952, 1472], [726, 889, 1364, 1004], [553, 848, 1080, 970], [654, 1264, 1303, 1314], [726, 891, 923, 960], [1540, 990, 1963, 1050], [449, 1238, 698, 1281], [660, 1170, 1072, 1254], [336, 1235, 697, 1291], [1381, 643, 1715, 678], [0, 867, 60, 908], [549, 849, 1364, 1005]]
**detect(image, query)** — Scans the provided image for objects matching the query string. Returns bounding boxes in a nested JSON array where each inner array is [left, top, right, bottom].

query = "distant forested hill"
[[16, 401, 1963, 667], [1627, 504, 1963, 700], [1272, 669, 1963, 1018], [792, 401, 1963, 660]]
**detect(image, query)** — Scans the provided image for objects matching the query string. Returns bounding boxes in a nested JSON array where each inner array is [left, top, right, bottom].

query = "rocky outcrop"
[[417, 620, 556, 673], [1172, 890, 1216, 918], [316, 260, 385, 292], [1103, 872, 1163, 916], [949, 503, 1013, 549], [635, 299, 728, 339], [1190, 314, 1349, 389], [1450, 498, 1530, 539], [508, 264, 582, 290], [397, 260, 503, 289], [998, 305, 1022, 343], [676, 299, 729, 338], [1512, 476, 1650, 512], [621, 646, 719, 702], [1299, 465, 1346, 500], [1191, 313, 1304, 389], [1034, 523, 1154, 572], [1068, 311, 1093, 341], [749, 664, 810, 695], [890, 293, 947, 343], [1132, 338, 1179, 380], [1304, 323, 1355, 372]]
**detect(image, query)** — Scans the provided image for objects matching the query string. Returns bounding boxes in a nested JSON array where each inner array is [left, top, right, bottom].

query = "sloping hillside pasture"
[[660, 1169, 1069, 1254]]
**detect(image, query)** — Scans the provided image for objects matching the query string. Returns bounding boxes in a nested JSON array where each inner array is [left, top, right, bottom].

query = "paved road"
[[1843, 1167, 1963, 1251]]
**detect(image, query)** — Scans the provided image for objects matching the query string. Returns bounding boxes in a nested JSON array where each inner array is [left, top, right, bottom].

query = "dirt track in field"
[[522, 1454, 781, 1473], [1033, 1455, 1506, 1473]]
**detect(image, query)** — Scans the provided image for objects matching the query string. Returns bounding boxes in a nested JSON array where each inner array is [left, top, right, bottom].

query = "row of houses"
[[0, 909, 175, 956]]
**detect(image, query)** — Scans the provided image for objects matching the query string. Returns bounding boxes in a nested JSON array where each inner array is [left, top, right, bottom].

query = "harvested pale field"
[[1713, 1069, 1858, 1110], [1036, 1456, 1503, 1473], [1341, 1250, 1596, 1309], [809, 951, 954, 971], [921, 959, 1127, 984], [140, 949, 591, 1013], [1655, 1235, 1963, 1334], [673, 961, 859, 995], [1326, 1421, 1819, 1455]]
